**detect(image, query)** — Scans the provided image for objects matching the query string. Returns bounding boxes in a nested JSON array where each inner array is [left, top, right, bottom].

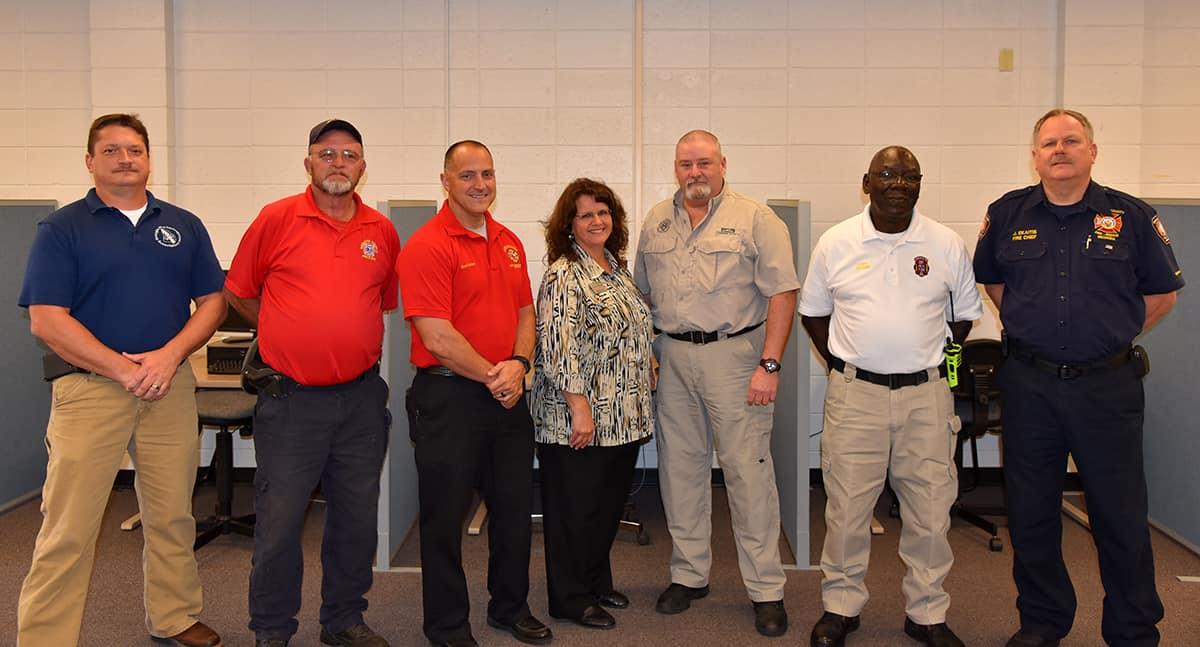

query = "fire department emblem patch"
[[360, 239, 378, 260], [1094, 213, 1123, 236], [913, 256, 930, 277], [1151, 214, 1171, 245], [504, 244, 521, 265]]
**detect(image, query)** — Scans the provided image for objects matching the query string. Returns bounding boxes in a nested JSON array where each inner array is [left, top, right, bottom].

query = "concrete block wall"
[[4, 0, 1200, 467]]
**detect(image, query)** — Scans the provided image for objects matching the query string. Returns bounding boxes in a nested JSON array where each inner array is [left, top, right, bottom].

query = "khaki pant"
[[654, 327, 786, 602], [818, 365, 959, 624], [18, 365, 203, 646]]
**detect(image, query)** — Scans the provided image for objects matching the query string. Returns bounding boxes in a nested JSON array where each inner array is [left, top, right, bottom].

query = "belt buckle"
[[1057, 364, 1080, 380], [689, 331, 704, 344]]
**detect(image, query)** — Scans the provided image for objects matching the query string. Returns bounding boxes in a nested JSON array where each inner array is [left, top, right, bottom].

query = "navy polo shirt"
[[19, 189, 225, 354], [974, 181, 1184, 363]]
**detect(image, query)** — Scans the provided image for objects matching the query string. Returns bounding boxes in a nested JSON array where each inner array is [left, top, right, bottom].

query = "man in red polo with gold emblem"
[[225, 119, 399, 647], [398, 140, 551, 647]]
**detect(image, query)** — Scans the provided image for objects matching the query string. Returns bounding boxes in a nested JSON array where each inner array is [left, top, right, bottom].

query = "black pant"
[[249, 371, 390, 641], [999, 358, 1163, 646], [538, 441, 641, 618], [408, 373, 535, 643]]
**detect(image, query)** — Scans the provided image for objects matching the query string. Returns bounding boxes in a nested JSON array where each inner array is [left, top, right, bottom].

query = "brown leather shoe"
[[162, 621, 222, 647]]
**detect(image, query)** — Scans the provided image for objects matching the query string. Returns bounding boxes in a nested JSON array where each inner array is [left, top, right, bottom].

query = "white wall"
[[4, 0, 1200, 467]]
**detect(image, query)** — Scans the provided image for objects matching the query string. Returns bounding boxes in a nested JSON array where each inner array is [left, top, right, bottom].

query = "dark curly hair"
[[544, 178, 629, 268]]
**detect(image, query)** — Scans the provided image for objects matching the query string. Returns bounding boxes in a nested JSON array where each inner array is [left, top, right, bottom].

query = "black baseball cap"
[[308, 119, 363, 146]]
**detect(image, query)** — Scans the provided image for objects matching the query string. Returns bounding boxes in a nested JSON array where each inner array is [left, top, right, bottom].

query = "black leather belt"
[[656, 320, 764, 345], [1005, 338, 1130, 380], [829, 356, 947, 390], [418, 365, 459, 377]]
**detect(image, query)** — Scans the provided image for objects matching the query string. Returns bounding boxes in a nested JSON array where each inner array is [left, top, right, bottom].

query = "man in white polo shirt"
[[799, 146, 982, 647]]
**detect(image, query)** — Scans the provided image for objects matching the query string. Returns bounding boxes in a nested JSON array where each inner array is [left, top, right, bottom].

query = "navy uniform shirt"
[[19, 188, 225, 354], [974, 181, 1183, 364]]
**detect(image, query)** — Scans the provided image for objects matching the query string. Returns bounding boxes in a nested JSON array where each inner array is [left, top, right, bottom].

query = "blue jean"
[[248, 369, 389, 641]]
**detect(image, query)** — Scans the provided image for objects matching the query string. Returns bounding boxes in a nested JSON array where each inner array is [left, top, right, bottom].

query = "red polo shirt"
[[398, 201, 533, 367], [226, 186, 400, 385]]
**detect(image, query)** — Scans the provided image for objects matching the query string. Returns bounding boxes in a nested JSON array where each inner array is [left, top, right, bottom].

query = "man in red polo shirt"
[[225, 119, 399, 647], [398, 140, 550, 647]]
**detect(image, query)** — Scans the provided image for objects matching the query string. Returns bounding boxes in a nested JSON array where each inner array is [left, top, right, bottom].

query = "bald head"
[[444, 139, 492, 171], [869, 145, 918, 171], [677, 129, 722, 155]]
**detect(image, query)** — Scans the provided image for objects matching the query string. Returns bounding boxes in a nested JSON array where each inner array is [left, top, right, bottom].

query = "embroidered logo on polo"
[[154, 225, 181, 248], [1093, 210, 1123, 241], [1151, 214, 1171, 245], [657, 219, 671, 233], [913, 256, 930, 277], [360, 239, 378, 261], [504, 244, 521, 266]]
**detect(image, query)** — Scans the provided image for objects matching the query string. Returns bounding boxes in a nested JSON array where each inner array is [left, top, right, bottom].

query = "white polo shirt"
[[799, 206, 983, 374]]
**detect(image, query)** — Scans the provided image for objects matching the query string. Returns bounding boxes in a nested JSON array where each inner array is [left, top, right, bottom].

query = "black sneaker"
[[754, 600, 788, 637], [320, 623, 389, 647], [810, 611, 860, 647], [655, 583, 710, 614]]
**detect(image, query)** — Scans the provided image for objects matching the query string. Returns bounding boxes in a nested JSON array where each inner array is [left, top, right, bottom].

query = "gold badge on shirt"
[[360, 239, 378, 261]]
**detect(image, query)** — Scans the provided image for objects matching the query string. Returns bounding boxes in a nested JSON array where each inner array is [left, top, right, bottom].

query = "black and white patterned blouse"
[[531, 245, 655, 447]]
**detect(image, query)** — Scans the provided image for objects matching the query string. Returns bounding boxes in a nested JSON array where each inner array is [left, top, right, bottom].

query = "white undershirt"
[[119, 205, 147, 226], [466, 222, 486, 238]]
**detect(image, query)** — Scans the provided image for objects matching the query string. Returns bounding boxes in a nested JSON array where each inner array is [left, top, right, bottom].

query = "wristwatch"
[[509, 354, 532, 374], [759, 358, 781, 374]]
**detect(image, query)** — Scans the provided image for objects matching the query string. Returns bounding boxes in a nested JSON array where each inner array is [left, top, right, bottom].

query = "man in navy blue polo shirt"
[[975, 108, 1184, 647], [17, 113, 226, 647]]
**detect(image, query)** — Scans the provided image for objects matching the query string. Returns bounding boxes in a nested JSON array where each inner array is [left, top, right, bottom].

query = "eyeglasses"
[[874, 169, 922, 184], [312, 148, 362, 164]]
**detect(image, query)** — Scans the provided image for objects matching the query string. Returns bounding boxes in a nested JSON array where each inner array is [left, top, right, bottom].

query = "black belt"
[[829, 356, 947, 390], [1005, 338, 1130, 380], [655, 320, 764, 345], [418, 365, 459, 378]]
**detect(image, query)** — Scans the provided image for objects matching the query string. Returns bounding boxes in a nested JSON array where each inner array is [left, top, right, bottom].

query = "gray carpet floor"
[[2, 481, 1198, 646]]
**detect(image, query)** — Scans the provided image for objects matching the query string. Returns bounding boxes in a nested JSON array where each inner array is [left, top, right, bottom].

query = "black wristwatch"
[[759, 358, 781, 374], [509, 355, 532, 374]]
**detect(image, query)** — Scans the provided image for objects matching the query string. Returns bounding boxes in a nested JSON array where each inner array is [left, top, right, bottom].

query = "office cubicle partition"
[[0, 201, 56, 510], [377, 200, 437, 569], [767, 200, 813, 568], [1142, 200, 1200, 554]]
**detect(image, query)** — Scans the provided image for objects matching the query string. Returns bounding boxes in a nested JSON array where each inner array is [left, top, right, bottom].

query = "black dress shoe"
[[754, 600, 788, 637], [486, 614, 553, 645], [810, 611, 860, 647], [255, 640, 288, 647], [1006, 629, 1061, 647], [564, 605, 616, 630], [903, 618, 964, 647], [655, 583, 710, 614], [429, 639, 478, 647], [597, 590, 630, 609]]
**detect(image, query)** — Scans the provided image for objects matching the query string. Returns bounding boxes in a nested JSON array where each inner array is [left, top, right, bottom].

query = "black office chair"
[[193, 389, 257, 549], [951, 339, 1006, 552]]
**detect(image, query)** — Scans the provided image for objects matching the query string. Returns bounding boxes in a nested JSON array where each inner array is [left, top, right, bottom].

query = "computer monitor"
[[219, 303, 255, 334], [217, 269, 255, 336]]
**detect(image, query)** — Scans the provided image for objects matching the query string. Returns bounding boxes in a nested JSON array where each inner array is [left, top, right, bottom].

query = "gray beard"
[[684, 182, 711, 201], [319, 176, 354, 195]]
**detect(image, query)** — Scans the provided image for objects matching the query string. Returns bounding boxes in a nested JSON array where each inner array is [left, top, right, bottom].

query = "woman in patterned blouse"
[[531, 177, 655, 631]]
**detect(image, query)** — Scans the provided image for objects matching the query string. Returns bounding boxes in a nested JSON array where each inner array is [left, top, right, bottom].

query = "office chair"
[[951, 339, 1006, 552], [193, 389, 257, 550]]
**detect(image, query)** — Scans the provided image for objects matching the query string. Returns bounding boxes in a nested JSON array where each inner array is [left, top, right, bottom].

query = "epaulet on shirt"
[[1100, 185, 1153, 215], [990, 185, 1036, 210]]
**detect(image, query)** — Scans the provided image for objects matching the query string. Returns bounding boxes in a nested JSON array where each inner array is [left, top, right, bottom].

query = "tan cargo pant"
[[17, 365, 203, 646], [818, 365, 959, 624]]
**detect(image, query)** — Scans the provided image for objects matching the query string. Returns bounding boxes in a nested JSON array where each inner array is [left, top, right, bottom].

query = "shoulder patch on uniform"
[[978, 212, 990, 239], [1151, 214, 1171, 245], [656, 218, 671, 233]]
